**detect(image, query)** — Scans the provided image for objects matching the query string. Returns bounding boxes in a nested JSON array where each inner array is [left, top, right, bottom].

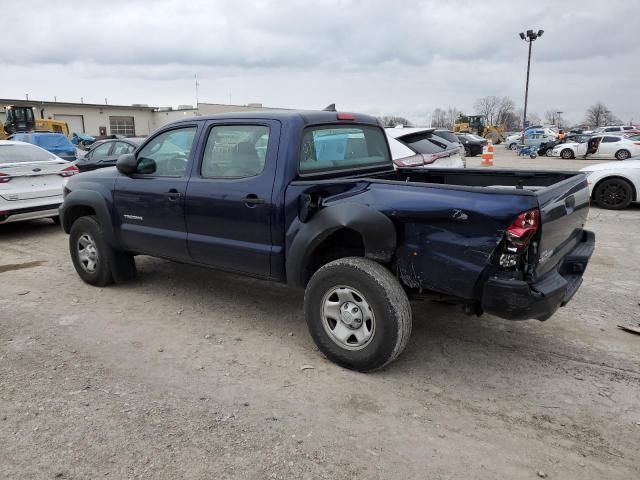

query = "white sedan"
[[0, 140, 78, 224], [550, 134, 640, 160], [580, 160, 640, 209]]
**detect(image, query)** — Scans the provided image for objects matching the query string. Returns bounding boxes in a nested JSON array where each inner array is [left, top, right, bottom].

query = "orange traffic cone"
[[481, 141, 494, 167]]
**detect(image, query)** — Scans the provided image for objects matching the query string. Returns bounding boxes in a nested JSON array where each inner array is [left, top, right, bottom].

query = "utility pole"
[[519, 29, 544, 135], [195, 74, 199, 107]]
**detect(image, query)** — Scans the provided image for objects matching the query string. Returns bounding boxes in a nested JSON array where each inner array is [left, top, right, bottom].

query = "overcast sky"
[[1, 0, 637, 125]]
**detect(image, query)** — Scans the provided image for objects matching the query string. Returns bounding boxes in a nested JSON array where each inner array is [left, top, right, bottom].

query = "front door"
[[185, 120, 280, 277], [114, 125, 199, 260]]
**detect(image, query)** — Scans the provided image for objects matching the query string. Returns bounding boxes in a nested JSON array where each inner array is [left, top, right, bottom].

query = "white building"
[[0, 98, 287, 137]]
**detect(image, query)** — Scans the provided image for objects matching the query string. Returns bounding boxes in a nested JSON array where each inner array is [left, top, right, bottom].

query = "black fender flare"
[[286, 204, 396, 287], [60, 190, 116, 245]]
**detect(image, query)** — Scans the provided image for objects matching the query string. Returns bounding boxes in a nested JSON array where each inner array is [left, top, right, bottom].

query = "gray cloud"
[[0, 0, 637, 124]]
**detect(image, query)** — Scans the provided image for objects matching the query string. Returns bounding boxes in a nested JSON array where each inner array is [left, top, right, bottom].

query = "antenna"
[[323, 103, 336, 112]]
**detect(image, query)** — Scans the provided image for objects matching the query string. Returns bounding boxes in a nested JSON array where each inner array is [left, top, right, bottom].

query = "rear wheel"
[[560, 148, 574, 159], [615, 149, 631, 160], [594, 178, 633, 210], [508, 143, 518, 150], [304, 257, 412, 372]]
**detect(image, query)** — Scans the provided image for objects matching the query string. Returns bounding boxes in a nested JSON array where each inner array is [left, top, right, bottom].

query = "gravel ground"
[[1, 149, 639, 479]]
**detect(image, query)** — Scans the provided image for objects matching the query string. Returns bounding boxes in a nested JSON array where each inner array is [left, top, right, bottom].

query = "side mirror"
[[116, 153, 138, 175]]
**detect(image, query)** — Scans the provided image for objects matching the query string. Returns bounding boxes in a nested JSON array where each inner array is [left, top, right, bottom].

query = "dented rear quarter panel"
[[285, 179, 538, 299]]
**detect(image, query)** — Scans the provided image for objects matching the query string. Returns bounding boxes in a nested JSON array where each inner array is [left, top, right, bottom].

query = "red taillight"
[[59, 165, 79, 177], [634, 142, 640, 146], [0, 173, 10, 183], [337, 112, 354, 120], [394, 154, 424, 167], [506, 209, 540, 248]]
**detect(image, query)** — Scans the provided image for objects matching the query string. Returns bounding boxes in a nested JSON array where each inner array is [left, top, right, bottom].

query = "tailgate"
[[534, 173, 591, 277]]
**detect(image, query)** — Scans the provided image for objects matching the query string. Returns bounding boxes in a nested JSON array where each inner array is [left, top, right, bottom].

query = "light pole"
[[519, 29, 544, 134], [556, 111, 563, 129]]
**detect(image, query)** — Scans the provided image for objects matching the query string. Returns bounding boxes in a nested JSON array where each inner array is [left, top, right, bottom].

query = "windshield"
[[0, 143, 56, 163], [300, 125, 390, 173]]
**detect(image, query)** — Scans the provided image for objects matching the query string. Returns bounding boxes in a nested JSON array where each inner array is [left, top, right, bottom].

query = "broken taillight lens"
[[506, 209, 540, 248]]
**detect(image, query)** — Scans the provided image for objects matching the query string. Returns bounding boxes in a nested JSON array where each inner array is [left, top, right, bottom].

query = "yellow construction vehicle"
[[35, 119, 70, 136], [2, 105, 70, 139], [454, 115, 505, 144], [1, 105, 36, 139]]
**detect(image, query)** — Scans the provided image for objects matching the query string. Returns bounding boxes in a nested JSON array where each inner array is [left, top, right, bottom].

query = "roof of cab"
[[167, 109, 381, 127]]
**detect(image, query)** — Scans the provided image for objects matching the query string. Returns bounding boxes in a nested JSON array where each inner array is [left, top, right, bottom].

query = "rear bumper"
[[0, 203, 61, 223], [481, 230, 595, 321]]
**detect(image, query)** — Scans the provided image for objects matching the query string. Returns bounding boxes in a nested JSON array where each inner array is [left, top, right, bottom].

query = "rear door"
[[184, 120, 280, 276], [596, 136, 620, 157], [113, 125, 199, 260]]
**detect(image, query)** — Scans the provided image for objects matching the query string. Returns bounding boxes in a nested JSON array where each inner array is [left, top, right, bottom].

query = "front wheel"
[[304, 257, 412, 372], [508, 143, 518, 150], [560, 148, 574, 159], [69, 216, 137, 286]]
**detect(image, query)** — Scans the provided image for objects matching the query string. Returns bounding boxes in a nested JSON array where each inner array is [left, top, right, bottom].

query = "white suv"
[[594, 125, 637, 134]]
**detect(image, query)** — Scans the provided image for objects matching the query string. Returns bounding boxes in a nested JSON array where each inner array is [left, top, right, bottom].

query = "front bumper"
[[481, 230, 595, 321]]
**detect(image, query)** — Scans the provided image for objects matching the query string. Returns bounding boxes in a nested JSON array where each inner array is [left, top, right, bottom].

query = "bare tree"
[[474, 96, 501, 125], [495, 97, 515, 126], [378, 115, 412, 127], [527, 112, 542, 126], [431, 108, 448, 128], [474, 96, 515, 126], [584, 102, 615, 128], [503, 111, 521, 131], [429, 107, 461, 129], [544, 110, 565, 127]]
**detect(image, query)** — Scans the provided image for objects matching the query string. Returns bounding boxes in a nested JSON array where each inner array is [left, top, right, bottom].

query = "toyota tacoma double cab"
[[60, 110, 595, 371]]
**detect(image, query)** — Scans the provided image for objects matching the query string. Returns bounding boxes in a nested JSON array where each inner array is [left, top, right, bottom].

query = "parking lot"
[[1, 148, 639, 479]]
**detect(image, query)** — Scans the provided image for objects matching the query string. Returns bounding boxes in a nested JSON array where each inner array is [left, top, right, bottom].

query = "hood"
[[580, 160, 640, 172]]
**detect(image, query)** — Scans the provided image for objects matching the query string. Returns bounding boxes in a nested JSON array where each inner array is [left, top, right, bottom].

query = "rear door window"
[[201, 125, 269, 178], [601, 136, 619, 143], [90, 142, 113, 159], [299, 125, 390, 174]]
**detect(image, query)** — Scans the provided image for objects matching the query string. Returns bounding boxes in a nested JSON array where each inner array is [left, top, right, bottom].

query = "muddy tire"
[[304, 257, 412, 372]]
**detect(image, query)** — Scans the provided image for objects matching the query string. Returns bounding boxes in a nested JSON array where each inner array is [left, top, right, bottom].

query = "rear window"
[[299, 125, 390, 173], [0, 143, 56, 163], [399, 132, 450, 154], [434, 130, 460, 144]]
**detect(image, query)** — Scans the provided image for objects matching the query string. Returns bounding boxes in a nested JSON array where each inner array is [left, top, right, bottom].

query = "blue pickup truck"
[[60, 110, 594, 371]]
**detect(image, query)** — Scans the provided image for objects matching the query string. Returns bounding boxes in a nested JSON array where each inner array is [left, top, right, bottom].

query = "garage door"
[[109, 116, 135, 136], [54, 114, 85, 134]]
